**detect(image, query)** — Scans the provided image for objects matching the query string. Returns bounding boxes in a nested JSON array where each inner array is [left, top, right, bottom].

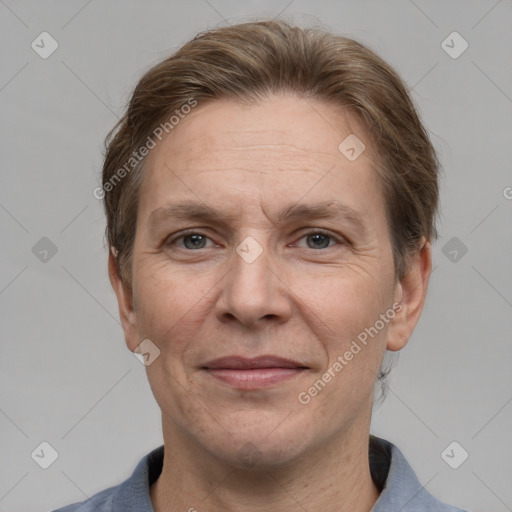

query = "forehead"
[[149, 95, 368, 164], [138, 95, 386, 231]]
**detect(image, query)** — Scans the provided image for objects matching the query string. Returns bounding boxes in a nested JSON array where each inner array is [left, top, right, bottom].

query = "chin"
[[203, 416, 317, 470], [216, 438, 305, 471]]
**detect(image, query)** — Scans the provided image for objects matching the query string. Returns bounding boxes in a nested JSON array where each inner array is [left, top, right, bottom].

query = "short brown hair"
[[102, 19, 439, 288]]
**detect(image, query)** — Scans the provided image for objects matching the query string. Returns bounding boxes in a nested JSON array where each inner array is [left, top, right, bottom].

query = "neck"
[[151, 417, 380, 512]]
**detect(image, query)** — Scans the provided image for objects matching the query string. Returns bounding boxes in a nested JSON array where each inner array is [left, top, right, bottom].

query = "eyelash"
[[165, 229, 347, 250]]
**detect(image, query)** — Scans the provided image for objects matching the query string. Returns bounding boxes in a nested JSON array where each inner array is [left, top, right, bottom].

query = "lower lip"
[[204, 368, 306, 389]]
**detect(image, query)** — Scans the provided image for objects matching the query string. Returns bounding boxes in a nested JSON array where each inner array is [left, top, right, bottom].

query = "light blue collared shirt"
[[52, 436, 467, 512]]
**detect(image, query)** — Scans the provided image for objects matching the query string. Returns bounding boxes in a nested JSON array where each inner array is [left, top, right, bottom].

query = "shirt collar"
[[111, 436, 462, 511]]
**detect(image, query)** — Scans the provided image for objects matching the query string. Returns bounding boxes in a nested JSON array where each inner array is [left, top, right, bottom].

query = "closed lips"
[[203, 356, 308, 370]]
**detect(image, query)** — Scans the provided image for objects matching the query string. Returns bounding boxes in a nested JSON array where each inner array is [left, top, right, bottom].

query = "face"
[[111, 94, 430, 468]]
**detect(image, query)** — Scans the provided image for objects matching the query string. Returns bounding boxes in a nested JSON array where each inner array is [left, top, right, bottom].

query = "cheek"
[[133, 265, 215, 354], [318, 264, 391, 328], [300, 278, 391, 418], [132, 268, 214, 416], [312, 269, 393, 377]]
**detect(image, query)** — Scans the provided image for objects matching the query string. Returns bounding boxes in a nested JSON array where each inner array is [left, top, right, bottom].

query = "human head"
[[105, 19, 436, 469]]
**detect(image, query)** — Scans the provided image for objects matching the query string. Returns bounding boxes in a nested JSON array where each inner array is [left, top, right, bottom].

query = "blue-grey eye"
[[306, 233, 333, 249], [183, 234, 207, 249]]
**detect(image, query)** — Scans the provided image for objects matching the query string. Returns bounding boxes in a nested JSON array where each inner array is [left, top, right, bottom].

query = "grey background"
[[1, 1, 511, 511]]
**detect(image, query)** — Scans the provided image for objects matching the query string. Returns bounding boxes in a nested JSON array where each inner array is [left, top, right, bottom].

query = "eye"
[[295, 231, 343, 250], [167, 231, 215, 250]]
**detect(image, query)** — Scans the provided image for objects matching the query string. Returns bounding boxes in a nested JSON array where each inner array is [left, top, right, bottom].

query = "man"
[[54, 19, 466, 512]]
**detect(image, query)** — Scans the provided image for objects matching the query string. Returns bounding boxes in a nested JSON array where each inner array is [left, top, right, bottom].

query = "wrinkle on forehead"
[[163, 139, 341, 160], [157, 95, 362, 152], [163, 146, 342, 177]]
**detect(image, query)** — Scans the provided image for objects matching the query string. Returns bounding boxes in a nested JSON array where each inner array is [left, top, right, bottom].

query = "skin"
[[109, 94, 431, 512]]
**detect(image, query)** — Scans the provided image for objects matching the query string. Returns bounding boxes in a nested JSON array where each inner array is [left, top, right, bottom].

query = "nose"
[[215, 238, 292, 329]]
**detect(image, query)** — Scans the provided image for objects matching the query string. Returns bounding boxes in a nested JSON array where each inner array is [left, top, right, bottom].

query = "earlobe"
[[108, 248, 139, 351], [386, 238, 432, 352]]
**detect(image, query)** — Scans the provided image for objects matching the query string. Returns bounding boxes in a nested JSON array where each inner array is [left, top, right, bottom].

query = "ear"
[[108, 248, 139, 352], [387, 237, 432, 351]]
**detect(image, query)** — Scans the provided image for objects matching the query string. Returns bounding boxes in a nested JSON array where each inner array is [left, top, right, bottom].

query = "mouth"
[[202, 355, 309, 390]]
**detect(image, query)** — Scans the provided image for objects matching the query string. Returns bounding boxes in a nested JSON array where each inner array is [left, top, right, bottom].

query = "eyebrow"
[[148, 200, 368, 234]]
